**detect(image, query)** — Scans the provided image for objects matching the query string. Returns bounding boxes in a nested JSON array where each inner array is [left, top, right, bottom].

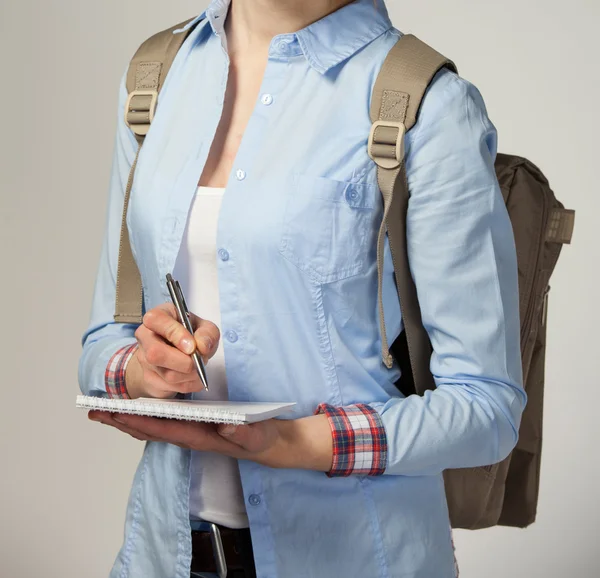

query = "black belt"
[[190, 522, 257, 578]]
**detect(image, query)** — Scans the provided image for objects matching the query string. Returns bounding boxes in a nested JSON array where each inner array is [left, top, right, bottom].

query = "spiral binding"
[[76, 395, 245, 425]]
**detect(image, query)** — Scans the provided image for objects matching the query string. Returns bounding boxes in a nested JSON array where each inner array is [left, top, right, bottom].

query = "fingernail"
[[219, 424, 237, 436], [182, 338, 195, 354], [202, 336, 214, 352]]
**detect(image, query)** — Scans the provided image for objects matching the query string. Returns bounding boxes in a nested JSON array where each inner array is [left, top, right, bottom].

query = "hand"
[[125, 302, 220, 399], [88, 412, 281, 461], [88, 412, 334, 472]]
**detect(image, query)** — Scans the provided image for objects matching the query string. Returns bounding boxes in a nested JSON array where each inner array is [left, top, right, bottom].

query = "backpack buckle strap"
[[368, 120, 406, 170], [124, 89, 158, 137], [546, 208, 575, 244]]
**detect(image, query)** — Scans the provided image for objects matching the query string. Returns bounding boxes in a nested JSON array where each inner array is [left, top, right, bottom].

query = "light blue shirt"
[[78, 0, 526, 576]]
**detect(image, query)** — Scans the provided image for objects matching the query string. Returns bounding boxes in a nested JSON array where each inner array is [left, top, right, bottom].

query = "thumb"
[[217, 423, 252, 446]]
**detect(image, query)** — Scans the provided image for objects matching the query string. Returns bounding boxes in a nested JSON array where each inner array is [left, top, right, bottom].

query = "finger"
[[89, 412, 164, 442], [111, 413, 219, 451], [141, 362, 209, 396], [140, 359, 213, 398], [150, 368, 209, 394], [142, 303, 196, 354], [217, 423, 255, 448], [191, 319, 221, 360], [148, 302, 217, 342], [155, 365, 206, 385], [135, 324, 196, 373], [162, 305, 219, 354]]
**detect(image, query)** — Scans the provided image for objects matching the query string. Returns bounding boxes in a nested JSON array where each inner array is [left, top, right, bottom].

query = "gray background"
[[1, 1, 598, 576]]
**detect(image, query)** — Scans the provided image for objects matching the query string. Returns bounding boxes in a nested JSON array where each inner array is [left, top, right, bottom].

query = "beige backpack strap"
[[114, 17, 202, 323], [369, 34, 456, 393]]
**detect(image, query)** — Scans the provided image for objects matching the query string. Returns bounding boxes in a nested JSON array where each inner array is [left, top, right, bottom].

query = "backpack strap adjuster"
[[125, 89, 159, 137], [368, 120, 406, 170]]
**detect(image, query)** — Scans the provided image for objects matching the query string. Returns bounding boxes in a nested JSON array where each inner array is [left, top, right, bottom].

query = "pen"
[[166, 273, 209, 392]]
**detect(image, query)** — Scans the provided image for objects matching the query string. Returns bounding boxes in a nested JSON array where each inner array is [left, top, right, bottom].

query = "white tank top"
[[172, 185, 249, 529]]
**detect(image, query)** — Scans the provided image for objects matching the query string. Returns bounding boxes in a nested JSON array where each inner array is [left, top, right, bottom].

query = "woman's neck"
[[225, 0, 353, 56]]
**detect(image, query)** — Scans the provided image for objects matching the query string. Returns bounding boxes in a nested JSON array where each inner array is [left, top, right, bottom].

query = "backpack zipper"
[[541, 285, 550, 326], [519, 189, 549, 348]]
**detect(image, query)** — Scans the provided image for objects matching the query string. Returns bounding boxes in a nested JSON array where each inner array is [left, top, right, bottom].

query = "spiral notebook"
[[76, 395, 296, 425]]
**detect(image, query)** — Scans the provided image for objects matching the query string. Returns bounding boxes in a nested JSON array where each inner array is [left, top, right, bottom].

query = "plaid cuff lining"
[[315, 403, 387, 477], [105, 343, 138, 399]]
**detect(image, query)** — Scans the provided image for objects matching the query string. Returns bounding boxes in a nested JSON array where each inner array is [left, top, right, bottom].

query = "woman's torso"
[[172, 185, 250, 529], [114, 2, 457, 576]]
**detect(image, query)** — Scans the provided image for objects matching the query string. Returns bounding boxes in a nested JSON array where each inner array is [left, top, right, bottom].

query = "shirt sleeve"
[[319, 68, 526, 477], [77, 69, 141, 398]]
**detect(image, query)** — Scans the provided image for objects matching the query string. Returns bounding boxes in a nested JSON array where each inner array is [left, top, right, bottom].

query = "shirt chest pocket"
[[279, 174, 379, 284]]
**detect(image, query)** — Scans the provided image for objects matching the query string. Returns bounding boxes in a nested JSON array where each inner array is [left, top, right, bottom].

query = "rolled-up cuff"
[[105, 343, 138, 399], [314, 403, 387, 477]]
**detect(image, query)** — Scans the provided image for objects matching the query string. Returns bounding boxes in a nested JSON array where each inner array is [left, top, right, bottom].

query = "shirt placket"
[[215, 35, 298, 577]]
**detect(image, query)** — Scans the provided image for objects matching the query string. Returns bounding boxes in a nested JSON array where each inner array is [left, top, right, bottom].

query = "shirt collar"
[[172, 14, 207, 34], [296, 0, 393, 74], [172, 0, 229, 36], [174, 0, 393, 75]]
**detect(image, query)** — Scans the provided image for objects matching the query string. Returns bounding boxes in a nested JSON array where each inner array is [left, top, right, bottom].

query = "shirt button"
[[277, 41, 290, 54], [248, 494, 261, 506], [261, 94, 273, 106], [236, 169, 246, 181], [226, 330, 238, 343], [218, 248, 229, 262], [349, 191, 358, 200]]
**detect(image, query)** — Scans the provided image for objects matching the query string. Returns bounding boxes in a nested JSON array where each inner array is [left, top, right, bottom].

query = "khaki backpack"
[[114, 18, 575, 530]]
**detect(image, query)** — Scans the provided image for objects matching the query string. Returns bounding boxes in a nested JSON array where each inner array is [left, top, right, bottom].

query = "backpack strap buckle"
[[124, 89, 159, 137], [368, 120, 406, 170]]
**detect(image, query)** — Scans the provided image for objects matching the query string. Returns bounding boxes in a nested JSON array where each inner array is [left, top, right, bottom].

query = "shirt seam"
[[407, 69, 463, 148], [315, 283, 344, 406], [359, 477, 390, 577], [119, 448, 149, 578], [466, 90, 509, 462]]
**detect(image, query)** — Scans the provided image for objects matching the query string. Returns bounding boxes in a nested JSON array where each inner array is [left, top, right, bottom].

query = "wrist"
[[123, 347, 145, 399], [269, 415, 333, 472]]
